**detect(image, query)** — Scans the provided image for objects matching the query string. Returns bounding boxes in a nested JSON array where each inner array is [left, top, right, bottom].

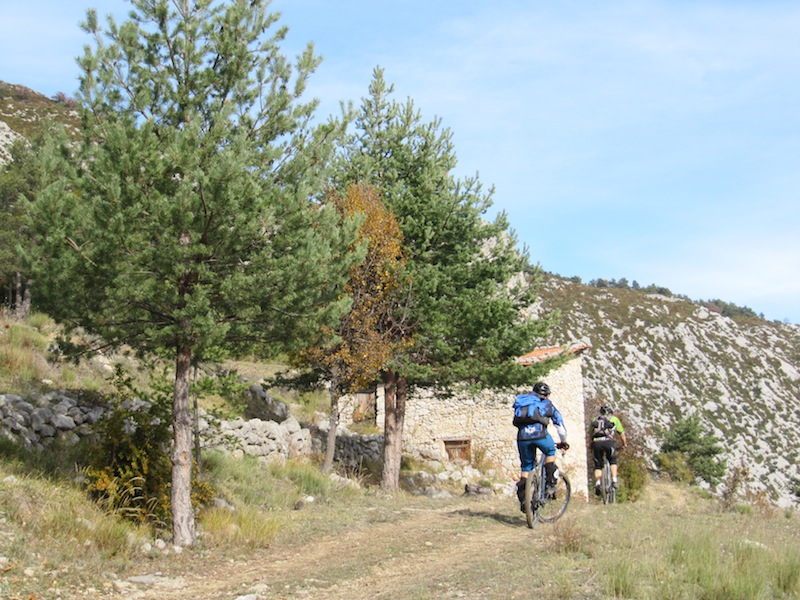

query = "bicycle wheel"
[[523, 471, 538, 529], [537, 468, 570, 523], [602, 461, 612, 505]]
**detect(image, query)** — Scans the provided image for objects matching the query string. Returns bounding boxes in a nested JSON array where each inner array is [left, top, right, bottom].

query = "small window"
[[444, 439, 471, 462]]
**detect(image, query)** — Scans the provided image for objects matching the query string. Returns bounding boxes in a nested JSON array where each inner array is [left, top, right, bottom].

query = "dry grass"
[[2, 452, 799, 600], [0, 313, 145, 395], [200, 504, 284, 549]]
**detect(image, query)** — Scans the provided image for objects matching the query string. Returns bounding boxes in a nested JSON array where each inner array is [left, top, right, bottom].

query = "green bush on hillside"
[[656, 451, 695, 484], [617, 454, 649, 502], [655, 416, 726, 488]]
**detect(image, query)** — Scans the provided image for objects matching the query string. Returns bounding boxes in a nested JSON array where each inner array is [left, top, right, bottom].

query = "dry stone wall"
[[0, 390, 384, 472]]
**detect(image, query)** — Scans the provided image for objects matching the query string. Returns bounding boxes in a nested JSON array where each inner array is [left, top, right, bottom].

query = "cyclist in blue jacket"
[[513, 381, 569, 511]]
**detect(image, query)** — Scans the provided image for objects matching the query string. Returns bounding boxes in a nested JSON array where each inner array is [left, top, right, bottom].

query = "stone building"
[[340, 345, 591, 502]]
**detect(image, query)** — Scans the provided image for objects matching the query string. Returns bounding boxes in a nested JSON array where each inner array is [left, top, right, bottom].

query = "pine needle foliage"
[[22, 0, 361, 544], [334, 68, 559, 488], [657, 415, 727, 488], [338, 68, 557, 390]]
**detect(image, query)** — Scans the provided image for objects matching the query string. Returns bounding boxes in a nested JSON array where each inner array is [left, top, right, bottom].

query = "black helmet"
[[532, 382, 550, 397], [600, 406, 613, 415]]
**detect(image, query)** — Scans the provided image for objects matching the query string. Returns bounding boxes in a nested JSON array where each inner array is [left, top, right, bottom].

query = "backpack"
[[517, 404, 551, 425], [592, 415, 615, 439], [514, 398, 554, 441]]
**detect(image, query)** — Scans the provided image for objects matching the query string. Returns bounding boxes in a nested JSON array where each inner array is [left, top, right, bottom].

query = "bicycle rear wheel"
[[523, 472, 538, 529], [536, 469, 570, 523], [609, 484, 617, 504], [602, 461, 614, 505]]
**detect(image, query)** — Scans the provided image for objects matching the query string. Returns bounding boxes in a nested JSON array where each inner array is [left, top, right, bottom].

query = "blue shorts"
[[517, 434, 556, 472]]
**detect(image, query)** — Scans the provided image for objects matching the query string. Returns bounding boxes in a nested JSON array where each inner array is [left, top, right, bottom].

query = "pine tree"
[[24, 0, 359, 545], [658, 416, 727, 487], [338, 69, 558, 490], [0, 136, 45, 317]]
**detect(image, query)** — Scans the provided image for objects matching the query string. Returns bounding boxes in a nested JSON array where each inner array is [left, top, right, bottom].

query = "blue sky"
[[2, 1, 799, 323]]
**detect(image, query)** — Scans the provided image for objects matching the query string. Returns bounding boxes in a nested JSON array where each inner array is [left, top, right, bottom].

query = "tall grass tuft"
[[273, 459, 335, 498], [0, 469, 145, 563], [773, 552, 800, 596], [549, 518, 594, 557], [3, 321, 49, 351], [662, 528, 794, 599], [24, 311, 54, 333], [202, 452, 352, 511], [202, 451, 294, 508], [604, 559, 638, 598], [0, 327, 50, 389], [201, 505, 282, 549]]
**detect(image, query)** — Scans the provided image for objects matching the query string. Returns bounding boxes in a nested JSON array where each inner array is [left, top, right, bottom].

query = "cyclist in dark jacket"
[[513, 382, 569, 511], [589, 405, 627, 496]]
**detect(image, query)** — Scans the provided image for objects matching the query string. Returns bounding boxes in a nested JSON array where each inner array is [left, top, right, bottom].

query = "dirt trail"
[[117, 495, 563, 600]]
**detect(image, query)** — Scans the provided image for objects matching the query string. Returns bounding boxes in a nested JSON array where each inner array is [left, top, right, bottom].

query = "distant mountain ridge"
[[2, 81, 798, 507], [532, 274, 800, 507]]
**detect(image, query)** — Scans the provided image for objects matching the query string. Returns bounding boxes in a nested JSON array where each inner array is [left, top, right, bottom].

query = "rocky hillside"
[[0, 81, 78, 164], [532, 274, 800, 507]]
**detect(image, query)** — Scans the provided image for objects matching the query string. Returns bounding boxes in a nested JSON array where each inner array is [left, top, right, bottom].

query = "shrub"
[[51, 91, 78, 107], [719, 463, 749, 511], [81, 367, 213, 528], [549, 518, 594, 557], [656, 451, 695, 484], [656, 416, 726, 488], [617, 454, 649, 502]]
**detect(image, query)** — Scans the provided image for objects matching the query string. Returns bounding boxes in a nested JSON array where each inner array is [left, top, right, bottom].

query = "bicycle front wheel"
[[537, 470, 570, 523]]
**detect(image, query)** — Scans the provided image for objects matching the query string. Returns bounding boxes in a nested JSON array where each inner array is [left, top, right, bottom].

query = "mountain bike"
[[523, 451, 570, 528]]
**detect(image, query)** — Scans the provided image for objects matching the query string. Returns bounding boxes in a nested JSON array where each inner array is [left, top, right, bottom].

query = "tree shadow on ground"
[[449, 508, 523, 527]]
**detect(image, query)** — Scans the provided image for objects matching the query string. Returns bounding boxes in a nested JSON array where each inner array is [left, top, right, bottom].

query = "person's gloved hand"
[[556, 442, 569, 450]]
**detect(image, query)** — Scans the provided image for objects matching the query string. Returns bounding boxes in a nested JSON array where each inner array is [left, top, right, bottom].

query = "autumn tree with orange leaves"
[[298, 182, 408, 473]]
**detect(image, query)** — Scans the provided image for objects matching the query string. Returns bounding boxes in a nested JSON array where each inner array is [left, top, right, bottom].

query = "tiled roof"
[[515, 344, 591, 366]]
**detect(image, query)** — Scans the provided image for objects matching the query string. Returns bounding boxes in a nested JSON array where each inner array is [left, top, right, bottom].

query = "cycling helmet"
[[600, 406, 613, 415], [532, 382, 551, 397]]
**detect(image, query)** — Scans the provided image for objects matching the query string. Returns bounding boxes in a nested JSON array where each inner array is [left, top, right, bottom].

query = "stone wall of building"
[[340, 354, 590, 501]]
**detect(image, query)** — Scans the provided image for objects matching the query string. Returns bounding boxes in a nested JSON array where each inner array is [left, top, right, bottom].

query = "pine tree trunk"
[[13, 272, 31, 320], [381, 369, 406, 491], [171, 345, 196, 547], [322, 385, 340, 474], [19, 278, 32, 320], [14, 272, 22, 319]]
